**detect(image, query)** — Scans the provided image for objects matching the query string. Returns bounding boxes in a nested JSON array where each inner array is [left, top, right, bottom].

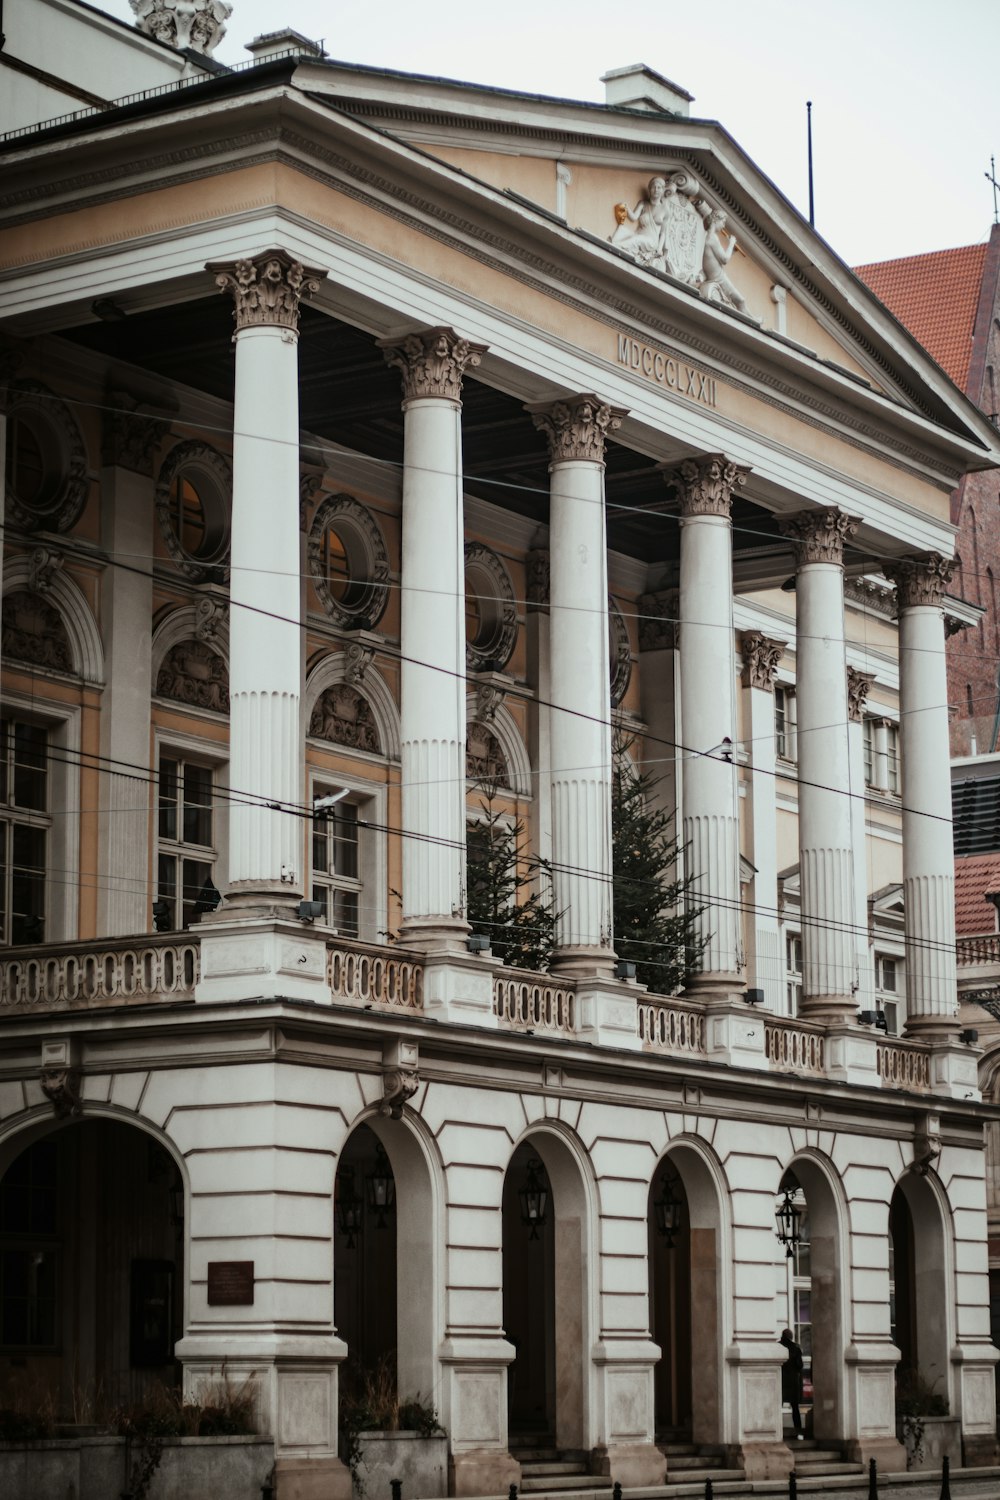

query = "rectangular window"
[[886, 725, 900, 795], [775, 687, 797, 762], [312, 799, 362, 937], [875, 952, 902, 1034], [156, 756, 217, 930], [785, 932, 803, 1014], [0, 718, 50, 945], [862, 718, 875, 785]]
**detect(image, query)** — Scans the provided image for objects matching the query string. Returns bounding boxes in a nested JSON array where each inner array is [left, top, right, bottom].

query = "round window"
[[307, 493, 390, 629], [3, 382, 88, 533], [155, 442, 231, 581], [464, 543, 517, 673]]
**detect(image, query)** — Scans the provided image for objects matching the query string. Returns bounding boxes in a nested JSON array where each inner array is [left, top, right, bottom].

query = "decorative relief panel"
[[4, 381, 89, 534], [846, 667, 876, 722], [637, 589, 678, 652], [466, 720, 510, 786], [741, 631, 783, 691], [526, 547, 550, 611], [155, 440, 232, 583], [102, 392, 163, 475], [608, 170, 749, 312], [309, 685, 381, 755], [2, 591, 73, 674], [155, 638, 229, 713], [465, 542, 518, 672], [609, 597, 633, 706], [308, 493, 390, 630]]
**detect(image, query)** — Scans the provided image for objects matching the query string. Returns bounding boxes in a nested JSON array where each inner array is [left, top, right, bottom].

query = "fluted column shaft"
[[530, 396, 625, 974], [381, 329, 487, 946], [212, 252, 324, 900], [782, 508, 859, 1019], [885, 554, 958, 1034], [674, 456, 748, 994], [847, 667, 877, 1011], [742, 633, 785, 1009]]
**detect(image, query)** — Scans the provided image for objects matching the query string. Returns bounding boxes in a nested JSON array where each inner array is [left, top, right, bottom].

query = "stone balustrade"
[[0, 936, 200, 1009], [327, 939, 423, 1010], [637, 996, 706, 1055], [877, 1036, 932, 1092], [493, 969, 575, 1034], [764, 1015, 826, 1075], [956, 933, 1000, 966]]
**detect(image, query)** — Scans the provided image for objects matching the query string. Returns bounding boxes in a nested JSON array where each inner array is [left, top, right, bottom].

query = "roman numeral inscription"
[[616, 335, 719, 408]]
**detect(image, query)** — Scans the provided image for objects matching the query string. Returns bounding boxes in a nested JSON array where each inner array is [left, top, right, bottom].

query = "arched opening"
[[890, 1174, 950, 1409], [502, 1134, 589, 1454], [333, 1119, 437, 1415], [0, 1118, 184, 1418], [648, 1143, 723, 1448], [778, 1159, 845, 1442]]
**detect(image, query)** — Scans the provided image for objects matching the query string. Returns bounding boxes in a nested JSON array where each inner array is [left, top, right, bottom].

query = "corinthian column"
[[846, 666, 877, 1013], [210, 251, 324, 901], [530, 395, 625, 975], [380, 328, 487, 950], [780, 508, 859, 1021], [673, 455, 748, 998], [883, 554, 959, 1036]]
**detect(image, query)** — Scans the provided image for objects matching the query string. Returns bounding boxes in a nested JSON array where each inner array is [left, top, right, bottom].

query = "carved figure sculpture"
[[695, 204, 747, 312], [309, 686, 380, 754], [2, 592, 73, 674], [610, 171, 704, 281], [610, 175, 671, 267], [156, 639, 229, 712], [130, 0, 232, 56]]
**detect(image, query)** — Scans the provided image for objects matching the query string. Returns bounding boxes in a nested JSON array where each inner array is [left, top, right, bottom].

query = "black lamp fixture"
[[775, 1185, 803, 1259], [653, 1166, 683, 1248], [337, 1165, 363, 1249], [365, 1141, 396, 1229], [518, 1156, 549, 1240]]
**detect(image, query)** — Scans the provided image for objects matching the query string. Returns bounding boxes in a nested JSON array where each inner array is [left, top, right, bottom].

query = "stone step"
[[520, 1476, 609, 1493], [665, 1455, 730, 1471], [664, 1469, 747, 1486], [793, 1460, 865, 1477], [521, 1463, 589, 1475]]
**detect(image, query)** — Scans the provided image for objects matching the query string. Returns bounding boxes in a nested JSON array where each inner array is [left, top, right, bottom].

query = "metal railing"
[[0, 935, 199, 1008], [637, 997, 706, 1054], [327, 939, 423, 1010], [493, 970, 575, 1034]]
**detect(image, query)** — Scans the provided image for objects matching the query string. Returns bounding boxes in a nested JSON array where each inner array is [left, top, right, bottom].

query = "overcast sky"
[[99, 0, 998, 268]]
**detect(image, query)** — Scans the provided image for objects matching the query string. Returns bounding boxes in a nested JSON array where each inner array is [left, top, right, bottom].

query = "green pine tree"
[[466, 779, 559, 971], [612, 736, 706, 993]]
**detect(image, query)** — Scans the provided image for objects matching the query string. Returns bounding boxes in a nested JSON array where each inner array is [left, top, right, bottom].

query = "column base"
[[702, 996, 769, 1071], [798, 994, 857, 1024], [275, 1456, 352, 1500], [825, 1024, 880, 1086], [727, 1442, 793, 1481], [845, 1436, 906, 1473], [194, 911, 331, 1004], [450, 1448, 521, 1496], [962, 1434, 1000, 1466], [574, 978, 641, 1050], [590, 1443, 666, 1486], [398, 915, 470, 955], [683, 969, 744, 1005], [421, 950, 501, 1026], [551, 944, 616, 981]]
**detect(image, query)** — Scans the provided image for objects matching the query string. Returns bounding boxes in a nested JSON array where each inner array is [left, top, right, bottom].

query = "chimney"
[[600, 64, 693, 117], [245, 28, 326, 62]]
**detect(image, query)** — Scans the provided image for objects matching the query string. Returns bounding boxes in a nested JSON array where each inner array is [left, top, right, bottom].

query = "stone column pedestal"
[[590, 1338, 666, 1486], [781, 508, 859, 1022], [381, 329, 487, 955], [842, 1344, 906, 1474], [724, 1341, 793, 1481], [529, 395, 625, 979], [438, 1335, 520, 1497]]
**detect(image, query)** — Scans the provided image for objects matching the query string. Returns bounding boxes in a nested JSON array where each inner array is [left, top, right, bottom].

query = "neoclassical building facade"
[[0, 9, 999, 1498]]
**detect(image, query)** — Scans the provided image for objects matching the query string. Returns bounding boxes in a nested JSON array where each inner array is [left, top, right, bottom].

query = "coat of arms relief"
[[609, 171, 748, 314]]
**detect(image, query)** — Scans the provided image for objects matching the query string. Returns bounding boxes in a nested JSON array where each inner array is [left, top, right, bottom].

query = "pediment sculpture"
[[156, 638, 229, 712], [2, 592, 73, 674], [130, 0, 231, 55], [609, 171, 748, 313], [309, 685, 381, 755]]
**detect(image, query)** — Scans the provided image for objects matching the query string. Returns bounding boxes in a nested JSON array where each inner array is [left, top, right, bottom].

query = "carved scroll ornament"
[[379, 327, 487, 403], [741, 631, 783, 691], [212, 252, 325, 335], [883, 553, 955, 610], [530, 394, 626, 465], [780, 507, 860, 567], [379, 1067, 419, 1120], [609, 598, 633, 706], [846, 667, 876, 722], [668, 453, 748, 518], [130, 0, 232, 54], [41, 1067, 81, 1118]]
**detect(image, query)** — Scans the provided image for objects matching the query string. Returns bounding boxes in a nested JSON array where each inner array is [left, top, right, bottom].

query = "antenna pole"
[[987, 155, 999, 224], [806, 101, 815, 227]]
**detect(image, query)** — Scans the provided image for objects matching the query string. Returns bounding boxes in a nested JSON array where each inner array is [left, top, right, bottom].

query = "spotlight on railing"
[[614, 959, 637, 981], [744, 988, 765, 1006], [297, 900, 324, 924], [961, 1028, 980, 1045], [466, 933, 490, 954], [856, 1009, 877, 1026]]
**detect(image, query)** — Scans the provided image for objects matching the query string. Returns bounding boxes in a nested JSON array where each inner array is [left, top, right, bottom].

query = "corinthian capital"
[[883, 552, 955, 610], [209, 251, 325, 335], [379, 327, 487, 403], [741, 631, 784, 691], [781, 507, 860, 566], [846, 667, 876, 722], [529, 394, 627, 465], [666, 453, 749, 517]]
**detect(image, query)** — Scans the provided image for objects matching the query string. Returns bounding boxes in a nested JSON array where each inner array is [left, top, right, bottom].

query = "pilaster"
[[846, 667, 876, 1014], [781, 507, 859, 1022], [380, 328, 487, 954], [741, 632, 785, 1010], [529, 395, 625, 978]]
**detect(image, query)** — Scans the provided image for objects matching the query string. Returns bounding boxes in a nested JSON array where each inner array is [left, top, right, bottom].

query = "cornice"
[[0, 112, 972, 493]]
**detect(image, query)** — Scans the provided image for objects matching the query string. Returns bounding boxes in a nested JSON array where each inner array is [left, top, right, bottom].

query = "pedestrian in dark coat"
[[780, 1328, 805, 1438]]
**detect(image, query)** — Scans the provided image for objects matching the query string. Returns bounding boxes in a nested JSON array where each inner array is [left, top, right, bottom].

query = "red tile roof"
[[955, 853, 1000, 934], [854, 242, 988, 392]]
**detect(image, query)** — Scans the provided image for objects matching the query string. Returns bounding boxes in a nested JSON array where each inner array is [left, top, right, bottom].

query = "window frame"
[[775, 684, 797, 764], [0, 693, 80, 947], [306, 768, 386, 944], [153, 731, 228, 933]]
